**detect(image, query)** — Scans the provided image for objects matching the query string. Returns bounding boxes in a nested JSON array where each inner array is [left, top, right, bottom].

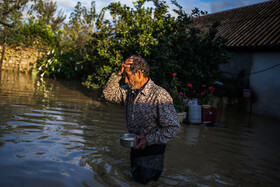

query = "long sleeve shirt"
[[103, 73, 180, 146]]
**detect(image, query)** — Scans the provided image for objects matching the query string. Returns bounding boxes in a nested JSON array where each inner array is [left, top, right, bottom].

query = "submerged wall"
[[0, 46, 43, 72]]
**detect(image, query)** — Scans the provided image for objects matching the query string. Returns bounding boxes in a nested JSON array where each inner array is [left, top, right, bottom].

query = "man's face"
[[124, 70, 140, 90]]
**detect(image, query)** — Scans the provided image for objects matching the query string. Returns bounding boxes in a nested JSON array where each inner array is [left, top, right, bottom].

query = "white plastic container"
[[188, 99, 201, 124]]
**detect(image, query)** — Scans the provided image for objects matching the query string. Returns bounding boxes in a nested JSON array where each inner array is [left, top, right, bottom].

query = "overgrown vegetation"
[[1, 0, 232, 103]]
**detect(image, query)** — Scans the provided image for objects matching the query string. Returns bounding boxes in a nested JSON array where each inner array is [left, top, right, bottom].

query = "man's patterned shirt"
[[103, 73, 180, 146]]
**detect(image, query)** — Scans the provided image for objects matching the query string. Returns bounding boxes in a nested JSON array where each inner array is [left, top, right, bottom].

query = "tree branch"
[[0, 20, 13, 27]]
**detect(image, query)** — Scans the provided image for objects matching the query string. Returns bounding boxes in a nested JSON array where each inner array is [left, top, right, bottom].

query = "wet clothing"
[[103, 72, 180, 184], [103, 73, 180, 145], [130, 144, 166, 184]]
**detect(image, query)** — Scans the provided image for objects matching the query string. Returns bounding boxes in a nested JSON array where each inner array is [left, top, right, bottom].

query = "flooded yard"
[[0, 71, 279, 186]]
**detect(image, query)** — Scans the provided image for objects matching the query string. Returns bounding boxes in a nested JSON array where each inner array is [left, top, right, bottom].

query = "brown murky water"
[[0, 71, 279, 187]]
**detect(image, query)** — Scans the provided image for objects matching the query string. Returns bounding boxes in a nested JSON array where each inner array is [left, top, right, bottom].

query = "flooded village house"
[[192, 0, 280, 120]]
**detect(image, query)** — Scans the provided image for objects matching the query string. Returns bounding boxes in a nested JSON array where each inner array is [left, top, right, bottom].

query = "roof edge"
[[197, 0, 277, 18]]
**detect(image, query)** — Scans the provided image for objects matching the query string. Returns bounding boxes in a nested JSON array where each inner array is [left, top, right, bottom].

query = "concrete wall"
[[250, 52, 280, 120], [219, 52, 253, 87], [219, 51, 280, 120]]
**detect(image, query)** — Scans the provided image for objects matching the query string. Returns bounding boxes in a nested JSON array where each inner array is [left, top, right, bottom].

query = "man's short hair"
[[129, 56, 150, 78]]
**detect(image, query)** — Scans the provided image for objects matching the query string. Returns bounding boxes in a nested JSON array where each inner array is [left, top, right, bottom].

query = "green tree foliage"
[[82, 1, 160, 88], [28, 0, 66, 31], [79, 0, 231, 92], [1, 0, 231, 102], [0, 0, 30, 44], [0, 0, 30, 68], [18, 0, 65, 48], [0, 0, 29, 28], [36, 1, 102, 79], [63, 1, 98, 53], [0, 0, 65, 50]]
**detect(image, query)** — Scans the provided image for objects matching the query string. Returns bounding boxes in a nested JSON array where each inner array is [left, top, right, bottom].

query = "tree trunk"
[[0, 31, 8, 71]]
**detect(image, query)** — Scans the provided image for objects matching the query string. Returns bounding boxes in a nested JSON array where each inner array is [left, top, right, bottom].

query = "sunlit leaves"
[[10, 0, 231, 93]]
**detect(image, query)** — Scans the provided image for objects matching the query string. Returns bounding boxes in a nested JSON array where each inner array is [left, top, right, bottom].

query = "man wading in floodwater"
[[103, 56, 180, 184]]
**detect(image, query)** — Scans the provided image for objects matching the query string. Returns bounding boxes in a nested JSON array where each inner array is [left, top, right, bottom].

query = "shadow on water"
[[0, 71, 280, 186]]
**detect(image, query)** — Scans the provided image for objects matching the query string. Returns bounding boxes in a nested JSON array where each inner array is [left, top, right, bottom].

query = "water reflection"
[[0, 71, 280, 186], [184, 126, 201, 146]]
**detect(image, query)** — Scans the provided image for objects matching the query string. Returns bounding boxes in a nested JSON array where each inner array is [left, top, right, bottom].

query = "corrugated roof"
[[191, 0, 280, 49]]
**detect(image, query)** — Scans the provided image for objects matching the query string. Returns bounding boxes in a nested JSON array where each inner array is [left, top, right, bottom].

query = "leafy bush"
[[80, 0, 231, 92], [170, 73, 189, 112], [10, 0, 231, 101]]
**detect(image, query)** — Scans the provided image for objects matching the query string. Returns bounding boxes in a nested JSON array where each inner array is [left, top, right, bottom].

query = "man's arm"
[[103, 57, 133, 105], [145, 90, 181, 146], [103, 73, 128, 105]]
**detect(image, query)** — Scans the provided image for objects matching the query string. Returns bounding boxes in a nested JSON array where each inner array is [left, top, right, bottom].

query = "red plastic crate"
[[201, 107, 217, 123]]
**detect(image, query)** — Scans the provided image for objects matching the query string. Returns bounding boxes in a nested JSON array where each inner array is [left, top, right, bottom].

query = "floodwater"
[[0, 71, 279, 187]]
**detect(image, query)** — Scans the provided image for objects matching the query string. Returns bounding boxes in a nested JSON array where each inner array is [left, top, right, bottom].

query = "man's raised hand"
[[117, 56, 133, 75]]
